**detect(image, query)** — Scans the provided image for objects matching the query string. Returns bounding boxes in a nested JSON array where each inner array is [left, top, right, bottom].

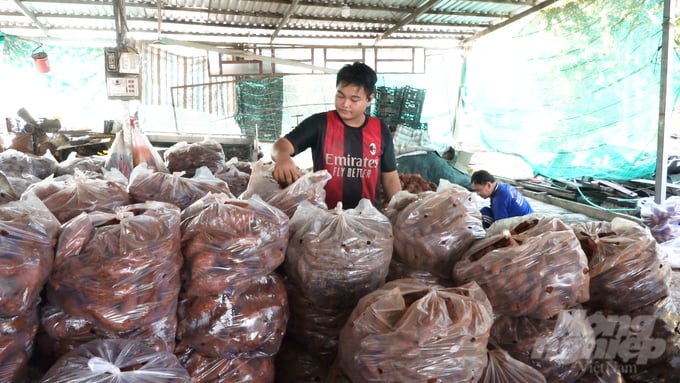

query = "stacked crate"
[[399, 86, 426, 129], [374, 85, 426, 131], [374, 86, 403, 130]]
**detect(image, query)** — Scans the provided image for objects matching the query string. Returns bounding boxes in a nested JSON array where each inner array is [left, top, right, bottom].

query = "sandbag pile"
[[389, 185, 485, 283], [0, 196, 60, 382], [42, 202, 183, 360], [338, 279, 494, 383], [163, 139, 226, 177], [177, 193, 289, 382]]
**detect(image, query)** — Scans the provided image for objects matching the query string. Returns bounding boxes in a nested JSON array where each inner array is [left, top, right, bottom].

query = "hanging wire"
[[31, 43, 44, 56]]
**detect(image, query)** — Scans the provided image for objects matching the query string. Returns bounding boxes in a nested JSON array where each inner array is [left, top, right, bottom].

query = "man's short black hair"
[[471, 169, 495, 184], [336, 62, 377, 98]]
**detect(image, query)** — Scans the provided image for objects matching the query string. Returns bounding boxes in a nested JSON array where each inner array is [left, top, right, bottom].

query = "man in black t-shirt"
[[271, 62, 401, 210]]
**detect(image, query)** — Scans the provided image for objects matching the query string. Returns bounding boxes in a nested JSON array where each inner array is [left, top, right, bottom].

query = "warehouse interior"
[[1, 0, 680, 382]]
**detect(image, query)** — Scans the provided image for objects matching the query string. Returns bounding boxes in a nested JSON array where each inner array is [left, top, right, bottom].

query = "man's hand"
[[271, 137, 299, 186], [272, 156, 300, 186]]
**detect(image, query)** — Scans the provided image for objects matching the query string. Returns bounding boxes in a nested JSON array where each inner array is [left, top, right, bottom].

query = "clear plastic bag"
[[572, 220, 671, 312], [264, 169, 330, 217], [0, 148, 58, 179], [0, 308, 38, 383], [180, 193, 289, 296], [130, 125, 168, 173], [453, 216, 590, 319], [214, 163, 251, 198], [104, 130, 133, 178], [0, 169, 41, 203], [21, 170, 131, 223], [128, 163, 233, 210], [491, 309, 595, 383], [163, 139, 225, 177], [0, 195, 60, 317], [56, 152, 106, 176], [177, 347, 274, 383], [391, 186, 485, 279], [285, 199, 393, 309], [176, 273, 288, 358], [47, 202, 183, 351], [480, 346, 546, 383], [284, 278, 353, 366], [39, 339, 190, 383], [638, 196, 680, 244], [242, 161, 330, 217], [241, 160, 282, 201], [338, 279, 493, 383]]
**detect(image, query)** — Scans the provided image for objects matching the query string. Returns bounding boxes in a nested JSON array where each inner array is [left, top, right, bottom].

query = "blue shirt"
[[490, 182, 534, 221]]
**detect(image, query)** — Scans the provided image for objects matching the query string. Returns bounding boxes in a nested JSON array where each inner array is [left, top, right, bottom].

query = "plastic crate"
[[402, 86, 426, 103], [400, 99, 423, 116]]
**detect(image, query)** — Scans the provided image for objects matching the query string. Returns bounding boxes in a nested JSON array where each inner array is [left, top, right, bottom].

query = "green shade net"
[[236, 77, 284, 141], [462, 0, 680, 181]]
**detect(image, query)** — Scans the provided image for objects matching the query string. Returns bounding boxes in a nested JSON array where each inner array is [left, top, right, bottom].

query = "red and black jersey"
[[284, 110, 397, 209]]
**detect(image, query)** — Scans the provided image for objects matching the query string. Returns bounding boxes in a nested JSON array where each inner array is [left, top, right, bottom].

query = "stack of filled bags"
[[175, 193, 290, 382], [277, 199, 393, 382], [454, 215, 594, 382]]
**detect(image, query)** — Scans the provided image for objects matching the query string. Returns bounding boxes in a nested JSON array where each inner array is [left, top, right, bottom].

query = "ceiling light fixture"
[[341, 3, 351, 18]]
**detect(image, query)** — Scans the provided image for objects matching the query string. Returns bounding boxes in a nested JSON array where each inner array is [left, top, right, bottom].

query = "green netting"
[[236, 77, 284, 141], [461, 0, 680, 181]]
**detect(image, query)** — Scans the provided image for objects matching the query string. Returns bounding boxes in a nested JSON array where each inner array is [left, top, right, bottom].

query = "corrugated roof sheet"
[[0, 0, 557, 48]]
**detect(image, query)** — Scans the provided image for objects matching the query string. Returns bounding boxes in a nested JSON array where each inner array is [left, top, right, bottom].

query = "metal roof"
[[0, 0, 559, 49]]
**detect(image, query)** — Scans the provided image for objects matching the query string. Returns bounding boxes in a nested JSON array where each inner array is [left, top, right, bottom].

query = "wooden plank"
[[522, 189, 641, 225], [517, 181, 577, 200]]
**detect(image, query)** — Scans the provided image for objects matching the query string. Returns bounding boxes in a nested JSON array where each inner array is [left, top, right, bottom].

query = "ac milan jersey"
[[284, 111, 397, 209]]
